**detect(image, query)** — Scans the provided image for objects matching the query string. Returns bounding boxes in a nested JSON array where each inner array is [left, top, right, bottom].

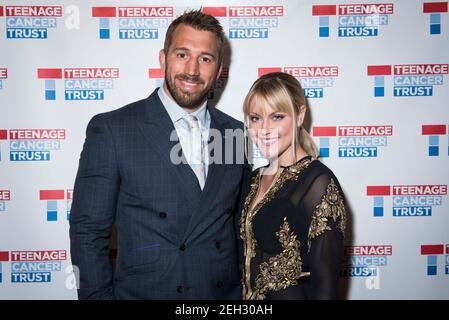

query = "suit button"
[[216, 281, 223, 288], [159, 212, 167, 219], [215, 242, 221, 250], [177, 286, 183, 293], [179, 244, 186, 251]]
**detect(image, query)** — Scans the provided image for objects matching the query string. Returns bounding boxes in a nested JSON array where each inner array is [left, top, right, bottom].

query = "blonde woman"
[[239, 72, 347, 300]]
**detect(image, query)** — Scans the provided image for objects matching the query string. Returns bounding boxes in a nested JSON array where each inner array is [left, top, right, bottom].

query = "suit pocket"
[[122, 243, 161, 276]]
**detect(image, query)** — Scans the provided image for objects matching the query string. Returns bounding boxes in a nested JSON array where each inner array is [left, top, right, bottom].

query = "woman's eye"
[[249, 116, 259, 122], [273, 114, 285, 121]]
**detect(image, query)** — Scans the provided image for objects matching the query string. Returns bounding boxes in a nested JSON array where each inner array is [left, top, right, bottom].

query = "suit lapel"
[[137, 90, 202, 202], [182, 106, 229, 242], [200, 107, 228, 203]]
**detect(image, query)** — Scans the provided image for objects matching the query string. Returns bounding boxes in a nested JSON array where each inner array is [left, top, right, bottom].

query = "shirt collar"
[[158, 84, 208, 127]]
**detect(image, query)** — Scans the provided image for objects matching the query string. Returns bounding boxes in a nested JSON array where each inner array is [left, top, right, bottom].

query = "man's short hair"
[[164, 9, 225, 64]]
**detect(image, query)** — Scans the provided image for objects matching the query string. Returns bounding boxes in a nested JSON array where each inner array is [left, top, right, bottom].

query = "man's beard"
[[165, 73, 214, 110]]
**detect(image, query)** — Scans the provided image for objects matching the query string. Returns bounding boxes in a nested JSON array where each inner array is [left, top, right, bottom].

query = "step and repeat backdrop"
[[0, 0, 448, 299]]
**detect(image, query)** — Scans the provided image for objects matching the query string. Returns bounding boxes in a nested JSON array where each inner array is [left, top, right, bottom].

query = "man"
[[69, 10, 244, 299]]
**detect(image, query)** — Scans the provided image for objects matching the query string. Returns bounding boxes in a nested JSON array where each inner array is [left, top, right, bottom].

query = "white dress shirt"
[[158, 85, 211, 177]]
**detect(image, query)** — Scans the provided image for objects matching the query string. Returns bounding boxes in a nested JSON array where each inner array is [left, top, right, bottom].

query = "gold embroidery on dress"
[[240, 157, 312, 299], [308, 178, 346, 251], [250, 217, 304, 300]]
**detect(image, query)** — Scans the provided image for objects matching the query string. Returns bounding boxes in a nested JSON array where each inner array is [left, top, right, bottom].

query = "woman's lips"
[[258, 137, 278, 146]]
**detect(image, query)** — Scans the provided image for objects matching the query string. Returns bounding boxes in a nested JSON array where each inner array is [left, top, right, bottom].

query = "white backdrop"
[[0, 0, 448, 300]]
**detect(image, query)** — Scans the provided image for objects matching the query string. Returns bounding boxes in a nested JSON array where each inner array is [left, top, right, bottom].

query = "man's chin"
[[174, 91, 208, 109]]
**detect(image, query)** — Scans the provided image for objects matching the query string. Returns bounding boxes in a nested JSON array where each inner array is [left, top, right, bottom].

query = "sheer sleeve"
[[301, 172, 347, 299]]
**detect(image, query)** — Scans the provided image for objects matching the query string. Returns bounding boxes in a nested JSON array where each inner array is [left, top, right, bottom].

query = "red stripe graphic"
[[92, 7, 116, 17], [367, 65, 392, 76], [421, 244, 444, 255], [39, 190, 65, 200], [422, 124, 446, 135], [367, 186, 391, 196], [0, 6, 3, 16], [446, 244, 449, 254], [0, 252, 9, 261], [423, 2, 448, 13], [203, 7, 227, 17], [258, 68, 282, 77], [148, 69, 164, 78], [312, 5, 337, 16], [313, 126, 337, 137], [37, 68, 62, 79], [0, 130, 7, 140]]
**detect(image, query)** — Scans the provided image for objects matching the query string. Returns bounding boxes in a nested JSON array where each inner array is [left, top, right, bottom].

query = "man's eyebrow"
[[172, 47, 189, 52], [172, 47, 216, 59]]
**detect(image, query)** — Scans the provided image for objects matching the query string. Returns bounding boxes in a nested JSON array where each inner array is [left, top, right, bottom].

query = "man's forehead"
[[169, 24, 218, 49]]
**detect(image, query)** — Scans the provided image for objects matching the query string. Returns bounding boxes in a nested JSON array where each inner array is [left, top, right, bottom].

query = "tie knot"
[[184, 114, 200, 130]]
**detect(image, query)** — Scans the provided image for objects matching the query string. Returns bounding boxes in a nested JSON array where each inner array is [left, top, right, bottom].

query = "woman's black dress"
[[239, 156, 347, 300]]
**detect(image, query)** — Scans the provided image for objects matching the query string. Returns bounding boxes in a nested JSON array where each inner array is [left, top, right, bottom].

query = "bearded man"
[[69, 10, 244, 300]]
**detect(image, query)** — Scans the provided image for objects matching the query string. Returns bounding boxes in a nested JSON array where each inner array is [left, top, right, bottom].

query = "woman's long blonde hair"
[[243, 72, 319, 160]]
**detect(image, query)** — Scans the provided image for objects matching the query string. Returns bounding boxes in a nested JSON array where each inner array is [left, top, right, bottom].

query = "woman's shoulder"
[[300, 159, 345, 195], [305, 158, 338, 180]]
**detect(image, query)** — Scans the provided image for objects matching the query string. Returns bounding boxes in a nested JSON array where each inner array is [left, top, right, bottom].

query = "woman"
[[239, 72, 347, 300]]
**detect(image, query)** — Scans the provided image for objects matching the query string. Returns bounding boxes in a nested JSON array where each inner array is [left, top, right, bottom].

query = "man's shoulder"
[[100, 97, 147, 122], [88, 93, 159, 128]]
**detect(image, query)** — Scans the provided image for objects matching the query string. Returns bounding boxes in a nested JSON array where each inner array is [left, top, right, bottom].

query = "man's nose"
[[185, 57, 200, 76]]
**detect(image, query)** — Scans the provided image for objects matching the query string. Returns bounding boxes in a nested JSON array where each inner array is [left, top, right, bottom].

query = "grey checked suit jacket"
[[69, 90, 244, 299]]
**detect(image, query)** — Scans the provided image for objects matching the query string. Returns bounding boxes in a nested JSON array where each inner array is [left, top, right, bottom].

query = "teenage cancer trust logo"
[[367, 64, 448, 97], [0, 68, 7, 89], [421, 244, 449, 276], [0, 189, 11, 213], [0, 129, 65, 161], [312, 3, 394, 37], [1, 5, 62, 39], [259, 66, 339, 98], [39, 189, 72, 222], [423, 2, 448, 35], [367, 185, 447, 217], [10, 250, 67, 283], [422, 124, 449, 156], [341, 245, 392, 277], [91, 6, 173, 39], [203, 5, 283, 39], [37, 68, 119, 101], [312, 125, 392, 158]]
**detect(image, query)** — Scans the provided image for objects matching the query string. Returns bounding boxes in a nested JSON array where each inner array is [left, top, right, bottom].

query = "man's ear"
[[159, 49, 166, 71], [297, 105, 307, 127]]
